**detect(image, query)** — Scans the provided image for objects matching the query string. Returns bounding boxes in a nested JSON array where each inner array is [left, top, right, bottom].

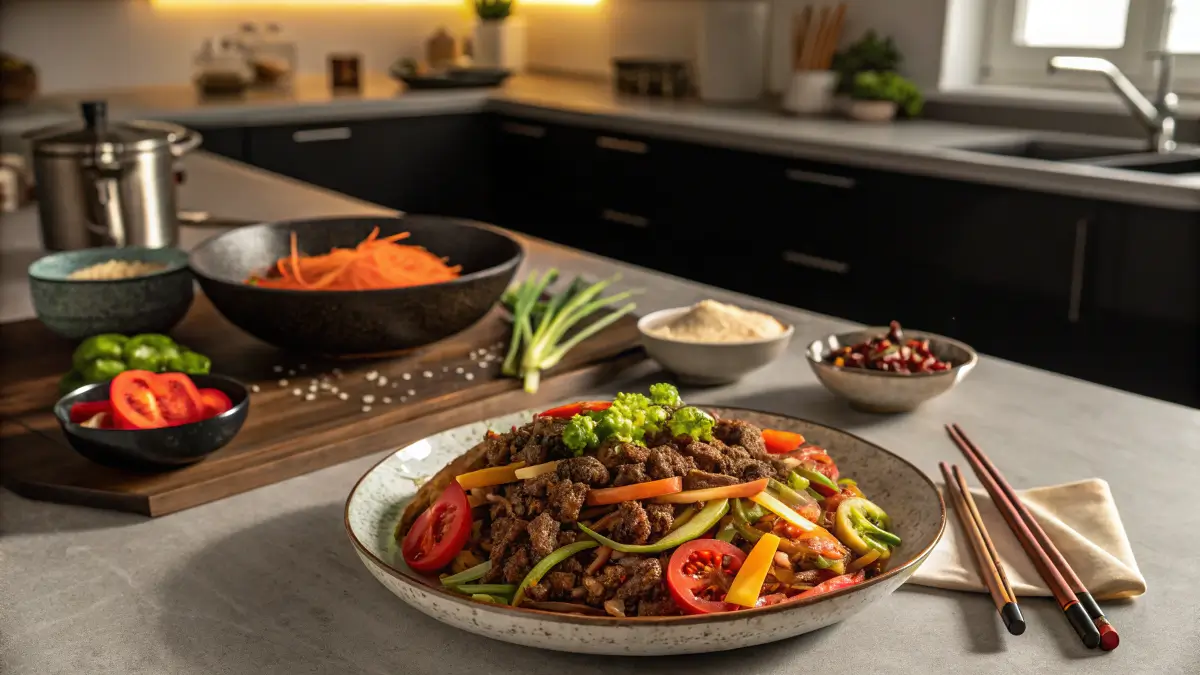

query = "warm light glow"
[[152, 0, 600, 7]]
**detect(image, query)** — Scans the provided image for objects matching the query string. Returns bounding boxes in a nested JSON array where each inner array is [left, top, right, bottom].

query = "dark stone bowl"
[[53, 374, 250, 472], [28, 247, 194, 341], [188, 215, 523, 355]]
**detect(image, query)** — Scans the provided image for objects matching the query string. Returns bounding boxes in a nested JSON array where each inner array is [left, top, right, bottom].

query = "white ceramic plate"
[[344, 407, 945, 655]]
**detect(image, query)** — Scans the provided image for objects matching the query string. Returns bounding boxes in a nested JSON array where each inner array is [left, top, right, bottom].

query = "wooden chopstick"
[[939, 462, 1026, 635], [793, 7, 813, 72], [946, 424, 1111, 650]]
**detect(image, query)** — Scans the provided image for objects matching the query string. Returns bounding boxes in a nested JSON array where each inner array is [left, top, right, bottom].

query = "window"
[[983, 0, 1200, 95]]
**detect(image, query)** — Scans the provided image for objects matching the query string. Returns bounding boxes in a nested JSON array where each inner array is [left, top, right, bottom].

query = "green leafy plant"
[[850, 70, 924, 117], [476, 0, 513, 20], [832, 30, 902, 93]]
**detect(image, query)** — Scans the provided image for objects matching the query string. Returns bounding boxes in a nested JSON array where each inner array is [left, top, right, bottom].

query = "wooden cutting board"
[[0, 295, 645, 516]]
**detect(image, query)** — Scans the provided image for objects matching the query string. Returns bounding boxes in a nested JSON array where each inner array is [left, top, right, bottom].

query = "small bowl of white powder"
[[637, 299, 793, 385]]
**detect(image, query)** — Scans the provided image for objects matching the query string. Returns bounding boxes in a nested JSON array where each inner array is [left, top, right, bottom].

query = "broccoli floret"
[[649, 383, 682, 407], [668, 406, 715, 441], [562, 414, 598, 454], [592, 408, 637, 445]]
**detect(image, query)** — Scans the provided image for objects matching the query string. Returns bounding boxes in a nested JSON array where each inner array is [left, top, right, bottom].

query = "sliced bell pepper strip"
[[453, 583, 517, 596], [514, 460, 560, 480], [714, 519, 737, 543], [762, 429, 805, 454], [470, 594, 508, 605], [731, 499, 764, 544], [536, 401, 613, 419], [455, 462, 526, 490], [653, 478, 768, 504], [69, 400, 113, 424], [750, 491, 818, 533], [795, 466, 839, 497], [835, 497, 901, 555], [725, 532, 781, 607], [512, 540, 598, 606], [586, 476, 682, 506], [579, 499, 729, 554], [848, 549, 883, 572], [794, 570, 866, 600], [787, 471, 810, 492], [666, 506, 696, 533], [440, 561, 492, 587]]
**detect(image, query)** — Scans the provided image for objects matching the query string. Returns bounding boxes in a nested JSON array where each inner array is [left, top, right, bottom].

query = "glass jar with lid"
[[194, 37, 252, 96], [250, 23, 297, 88]]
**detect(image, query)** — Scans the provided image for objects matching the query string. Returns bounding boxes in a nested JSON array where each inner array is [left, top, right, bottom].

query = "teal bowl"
[[28, 247, 194, 341]]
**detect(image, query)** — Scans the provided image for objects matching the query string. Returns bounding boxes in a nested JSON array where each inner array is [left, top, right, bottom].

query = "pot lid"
[[26, 100, 178, 157]]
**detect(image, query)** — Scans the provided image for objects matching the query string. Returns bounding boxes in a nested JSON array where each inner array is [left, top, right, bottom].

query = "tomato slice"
[[667, 539, 747, 614], [653, 478, 768, 504], [109, 370, 206, 429], [586, 476, 682, 506], [197, 388, 233, 419], [402, 483, 473, 573], [794, 571, 866, 600], [762, 429, 805, 454], [69, 400, 113, 424], [536, 401, 613, 419], [791, 447, 839, 483]]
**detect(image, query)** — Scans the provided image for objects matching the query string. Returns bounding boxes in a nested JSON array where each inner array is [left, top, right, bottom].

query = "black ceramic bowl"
[[188, 216, 524, 355], [53, 374, 250, 471]]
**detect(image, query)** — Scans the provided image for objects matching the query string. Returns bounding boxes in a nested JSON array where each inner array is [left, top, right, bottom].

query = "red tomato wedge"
[[667, 539, 747, 614], [653, 478, 769, 504], [197, 388, 233, 418], [68, 400, 113, 424], [536, 401, 613, 419], [586, 476, 682, 506], [402, 483, 473, 573], [762, 429, 805, 454], [794, 570, 866, 600], [110, 370, 206, 429]]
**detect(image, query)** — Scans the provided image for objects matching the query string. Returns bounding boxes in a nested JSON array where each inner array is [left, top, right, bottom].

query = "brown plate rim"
[[343, 405, 947, 626]]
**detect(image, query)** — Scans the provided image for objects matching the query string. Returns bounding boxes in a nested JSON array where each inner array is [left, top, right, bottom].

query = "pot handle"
[[170, 127, 203, 157]]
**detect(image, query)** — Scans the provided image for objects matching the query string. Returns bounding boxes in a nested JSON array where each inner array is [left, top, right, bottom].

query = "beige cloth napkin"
[[910, 478, 1146, 600]]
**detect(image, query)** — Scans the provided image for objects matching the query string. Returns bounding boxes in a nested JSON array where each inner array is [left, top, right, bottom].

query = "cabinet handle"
[[600, 209, 649, 228], [596, 136, 649, 154], [501, 122, 546, 138], [781, 250, 850, 275], [784, 169, 856, 189], [292, 127, 352, 143], [1067, 218, 1089, 323]]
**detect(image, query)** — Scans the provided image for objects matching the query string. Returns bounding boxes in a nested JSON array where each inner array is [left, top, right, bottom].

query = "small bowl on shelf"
[[52, 373, 250, 472], [28, 247, 194, 341], [637, 306, 793, 385], [806, 328, 978, 413]]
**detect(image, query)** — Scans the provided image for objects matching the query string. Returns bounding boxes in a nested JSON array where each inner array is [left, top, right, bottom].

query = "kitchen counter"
[[4, 74, 1199, 210], [3, 153, 1199, 674]]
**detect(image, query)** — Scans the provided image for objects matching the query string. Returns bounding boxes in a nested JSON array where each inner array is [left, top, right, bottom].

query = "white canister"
[[696, 0, 769, 103], [781, 71, 839, 115], [474, 16, 527, 71]]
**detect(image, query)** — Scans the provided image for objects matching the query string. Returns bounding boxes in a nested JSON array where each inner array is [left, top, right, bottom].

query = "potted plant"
[[832, 30, 901, 92], [846, 70, 923, 122], [474, 0, 525, 71]]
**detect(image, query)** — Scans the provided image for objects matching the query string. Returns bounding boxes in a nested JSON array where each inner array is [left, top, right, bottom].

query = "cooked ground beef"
[[545, 571, 577, 598], [555, 555, 584, 577], [507, 481, 546, 519], [583, 564, 626, 604], [714, 418, 768, 457], [612, 501, 652, 545], [557, 456, 610, 487], [616, 558, 662, 600], [681, 441, 730, 473], [527, 512, 560, 560], [645, 503, 674, 538], [596, 440, 650, 469], [613, 462, 650, 486], [519, 417, 570, 465], [483, 432, 514, 467], [736, 458, 775, 482], [646, 445, 695, 480], [525, 582, 550, 602], [637, 596, 679, 617], [556, 530, 578, 548], [683, 469, 740, 490], [723, 443, 751, 462], [501, 545, 532, 584], [547, 479, 589, 522]]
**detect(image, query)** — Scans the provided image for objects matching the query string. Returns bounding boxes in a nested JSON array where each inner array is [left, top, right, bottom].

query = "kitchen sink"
[[954, 139, 1147, 162], [1098, 155, 1200, 175]]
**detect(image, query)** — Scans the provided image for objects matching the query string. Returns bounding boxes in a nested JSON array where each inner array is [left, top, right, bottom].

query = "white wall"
[[1, 0, 954, 95]]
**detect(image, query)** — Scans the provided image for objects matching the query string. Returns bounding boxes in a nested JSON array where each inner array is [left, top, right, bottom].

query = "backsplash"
[[1, 0, 942, 94]]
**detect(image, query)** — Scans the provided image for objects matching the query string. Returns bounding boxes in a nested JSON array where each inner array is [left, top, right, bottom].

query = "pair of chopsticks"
[[792, 3, 846, 72], [939, 462, 1025, 635], [945, 424, 1119, 651]]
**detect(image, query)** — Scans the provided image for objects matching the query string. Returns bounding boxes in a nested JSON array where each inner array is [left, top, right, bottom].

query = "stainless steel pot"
[[25, 100, 201, 250]]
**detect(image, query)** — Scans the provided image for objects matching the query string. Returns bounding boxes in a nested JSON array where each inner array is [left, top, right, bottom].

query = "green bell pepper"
[[512, 540, 599, 606], [795, 466, 839, 493], [469, 594, 508, 605], [81, 358, 126, 383], [440, 561, 492, 587], [123, 334, 180, 372], [787, 471, 811, 492], [731, 498, 764, 543], [578, 499, 729, 554], [453, 583, 517, 596], [167, 350, 211, 375], [71, 334, 128, 372]]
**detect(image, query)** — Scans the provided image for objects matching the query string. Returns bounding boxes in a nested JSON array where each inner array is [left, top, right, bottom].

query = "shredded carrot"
[[246, 228, 461, 291]]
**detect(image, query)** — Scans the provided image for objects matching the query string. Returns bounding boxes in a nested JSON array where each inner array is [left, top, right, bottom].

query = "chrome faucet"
[[1047, 53, 1178, 153]]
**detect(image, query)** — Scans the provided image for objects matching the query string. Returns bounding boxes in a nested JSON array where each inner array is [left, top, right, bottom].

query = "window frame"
[[981, 0, 1200, 96]]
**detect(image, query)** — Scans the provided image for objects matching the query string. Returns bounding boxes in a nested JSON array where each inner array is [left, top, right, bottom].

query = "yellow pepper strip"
[[456, 462, 526, 490], [513, 460, 559, 480], [848, 549, 882, 572], [726, 533, 781, 607], [751, 491, 816, 532]]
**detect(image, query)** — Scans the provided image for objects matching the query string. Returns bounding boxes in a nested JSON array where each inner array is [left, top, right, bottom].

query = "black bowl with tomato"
[[53, 371, 250, 471]]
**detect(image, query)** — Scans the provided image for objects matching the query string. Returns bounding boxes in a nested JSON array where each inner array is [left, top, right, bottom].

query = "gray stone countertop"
[[4, 73, 1199, 210], [2, 153, 1199, 674]]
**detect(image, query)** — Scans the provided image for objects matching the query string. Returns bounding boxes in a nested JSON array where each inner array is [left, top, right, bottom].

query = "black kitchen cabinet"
[[247, 114, 492, 221], [185, 125, 247, 162]]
